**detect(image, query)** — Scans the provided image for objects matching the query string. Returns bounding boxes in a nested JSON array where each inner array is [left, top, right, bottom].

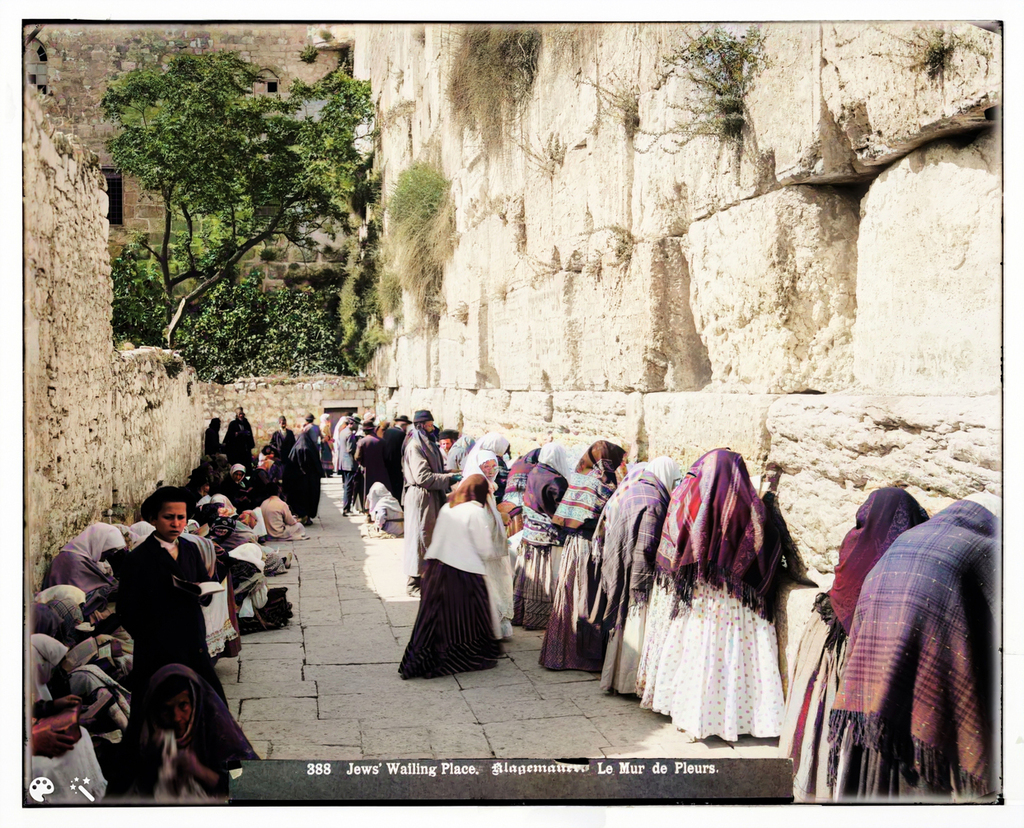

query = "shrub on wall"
[[447, 25, 542, 152], [385, 161, 455, 322]]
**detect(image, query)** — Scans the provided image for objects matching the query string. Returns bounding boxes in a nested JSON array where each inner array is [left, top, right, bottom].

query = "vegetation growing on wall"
[[907, 27, 992, 81], [638, 26, 768, 153], [384, 161, 455, 322], [446, 25, 542, 152]]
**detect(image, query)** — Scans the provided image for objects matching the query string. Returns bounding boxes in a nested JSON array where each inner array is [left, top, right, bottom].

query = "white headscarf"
[[210, 493, 237, 516], [32, 634, 69, 702], [464, 432, 511, 470], [644, 456, 683, 493], [538, 442, 573, 480], [227, 542, 265, 571], [463, 449, 499, 483], [60, 524, 126, 562], [129, 521, 156, 546]]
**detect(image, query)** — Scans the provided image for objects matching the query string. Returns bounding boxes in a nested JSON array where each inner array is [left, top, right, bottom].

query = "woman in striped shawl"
[[828, 494, 999, 802], [512, 443, 572, 630], [639, 448, 785, 741], [539, 440, 626, 671], [498, 448, 541, 538], [778, 488, 928, 802], [587, 456, 681, 694]]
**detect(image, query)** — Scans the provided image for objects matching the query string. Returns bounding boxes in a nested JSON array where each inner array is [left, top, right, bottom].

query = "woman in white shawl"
[[367, 482, 404, 536], [461, 450, 514, 638], [399, 475, 503, 678]]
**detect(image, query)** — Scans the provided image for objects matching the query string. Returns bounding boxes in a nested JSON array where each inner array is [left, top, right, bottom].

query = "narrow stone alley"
[[216, 477, 779, 762]]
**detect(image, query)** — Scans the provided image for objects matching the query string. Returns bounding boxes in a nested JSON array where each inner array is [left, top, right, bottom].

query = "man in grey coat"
[[401, 410, 459, 595]]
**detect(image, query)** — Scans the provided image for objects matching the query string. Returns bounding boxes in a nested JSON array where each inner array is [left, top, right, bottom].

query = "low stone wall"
[[199, 374, 377, 450], [24, 91, 205, 588]]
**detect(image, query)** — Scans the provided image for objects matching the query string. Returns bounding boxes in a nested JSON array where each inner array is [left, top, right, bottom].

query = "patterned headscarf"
[[828, 499, 998, 796], [552, 440, 626, 531], [655, 448, 782, 621], [828, 487, 929, 635]]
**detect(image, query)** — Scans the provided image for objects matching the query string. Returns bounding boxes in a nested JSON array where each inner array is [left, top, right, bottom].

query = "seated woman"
[[44, 523, 125, 614], [829, 494, 999, 802], [131, 664, 258, 801], [228, 543, 293, 634], [778, 487, 928, 802], [366, 482, 404, 537], [30, 634, 108, 803], [399, 475, 502, 679], [259, 484, 309, 541]]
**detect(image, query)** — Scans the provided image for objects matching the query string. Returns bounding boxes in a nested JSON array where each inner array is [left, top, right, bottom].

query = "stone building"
[[22, 22, 355, 283]]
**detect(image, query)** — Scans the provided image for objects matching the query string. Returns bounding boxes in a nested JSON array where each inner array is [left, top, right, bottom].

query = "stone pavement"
[[215, 477, 780, 762]]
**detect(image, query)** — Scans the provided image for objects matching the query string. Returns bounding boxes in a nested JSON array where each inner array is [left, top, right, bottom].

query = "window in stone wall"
[[253, 71, 280, 97], [102, 168, 123, 226], [25, 40, 48, 94]]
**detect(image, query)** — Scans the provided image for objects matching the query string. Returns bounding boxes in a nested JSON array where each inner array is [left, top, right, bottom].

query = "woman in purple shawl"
[[539, 440, 626, 671], [829, 495, 999, 802], [131, 664, 258, 800], [498, 448, 540, 538], [512, 443, 572, 630], [640, 448, 786, 741], [778, 487, 928, 802], [44, 524, 126, 612]]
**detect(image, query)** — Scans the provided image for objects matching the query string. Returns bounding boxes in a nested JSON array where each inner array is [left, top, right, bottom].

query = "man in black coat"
[[269, 415, 296, 459], [381, 415, 411, 502], [223, 406, 256, 471]]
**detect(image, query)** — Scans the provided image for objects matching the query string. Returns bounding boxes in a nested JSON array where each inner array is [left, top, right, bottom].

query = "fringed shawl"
[[654, 448, 782, 622], [552, 441, 625, 532], [591, 469, 671, 633], [828, 499, 998, 796], [502, 448, 541, 509], [828, 487, 929, 636]]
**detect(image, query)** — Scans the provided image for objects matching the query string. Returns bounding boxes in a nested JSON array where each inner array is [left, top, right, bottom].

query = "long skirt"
[[637, 581, 679, 708], [511, 542, 563, 631], [649, 580, 785, 741], [601, 602, 648, 694], [482, 555, 514, 639], [778, 611, 848, 802], [284, 468, 322, 519], [538, 535, 604, 671], [399, 559, 500, 679]]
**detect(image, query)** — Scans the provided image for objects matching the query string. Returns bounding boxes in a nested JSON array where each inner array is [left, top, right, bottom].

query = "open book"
[[172, 575, 226, 597]]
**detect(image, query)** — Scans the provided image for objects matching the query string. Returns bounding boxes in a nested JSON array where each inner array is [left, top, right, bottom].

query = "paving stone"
[[461, 683, 582, 724], [224, 681, 319, 700], [239, 719, 361, 745], [304, 622, 406, 664], [300, 607, 343, 625], [248, 740, 270, 759], [240, 625, 304, 644], [454, 657, 532, 691], [585, 712, 687, 750], [237, 641, 305, 661], [307, 663, 459, 695], [382, 599, 420, 628], [271, 743, 364, 761], [318, 690, 477, 727], [214, 656, 239, 684], [483, 716, 610, 758], [428, 723, 495, 758], [501, 630, 545, 653], [239, 697, 319, 722], [535, 682, 644, 717], [361, 725, 432, 756], [299, 582, 340, 599], [240, 658, 304, 683], [340, 598, 389, 618], [512, 653, 601, 685]]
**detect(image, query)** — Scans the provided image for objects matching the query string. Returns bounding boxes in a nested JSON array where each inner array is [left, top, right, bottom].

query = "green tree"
[[110, 240, 167, 346], [101, 50, 373, 344]]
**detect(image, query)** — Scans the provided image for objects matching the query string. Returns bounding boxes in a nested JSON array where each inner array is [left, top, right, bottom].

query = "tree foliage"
[[111, 240, 167, 346], [102, 50, 373, 343]]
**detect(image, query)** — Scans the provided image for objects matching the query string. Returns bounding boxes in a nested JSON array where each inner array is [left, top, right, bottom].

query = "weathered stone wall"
[[24, 92, 204, 589], [353, 21, 1002, 678], [199, 374, 376, 450]]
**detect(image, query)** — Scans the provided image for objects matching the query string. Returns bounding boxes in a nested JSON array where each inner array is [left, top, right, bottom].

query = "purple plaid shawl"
[[828, 499, 998, 794], [654, 448, 782, 621], [502, 448, 540, 509], [521, 463, 568, 546], [590, 469, 671, 632], [829, 487, 929, 636]]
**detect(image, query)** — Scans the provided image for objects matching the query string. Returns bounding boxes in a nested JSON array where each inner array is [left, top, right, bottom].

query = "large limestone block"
[[821, 22, 1001, 172], [642, 392, 778, 472], [853, 131, 1000, 395], [766, 394, 1000, 574], [688, 186, 859, 393]]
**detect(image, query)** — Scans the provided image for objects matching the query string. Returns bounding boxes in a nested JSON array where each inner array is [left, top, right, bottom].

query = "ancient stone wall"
[[199, 374, 376, 451], [353, 22, 1002, 681], [24, 92, 204, 589]]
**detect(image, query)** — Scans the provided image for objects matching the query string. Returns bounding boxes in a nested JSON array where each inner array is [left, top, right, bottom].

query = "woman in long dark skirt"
[[399, 475, 501, 679], [283, 425, 324, 524]]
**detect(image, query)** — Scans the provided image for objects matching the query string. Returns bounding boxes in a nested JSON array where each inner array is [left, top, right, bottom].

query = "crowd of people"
[[28, 402, 1001, 805]]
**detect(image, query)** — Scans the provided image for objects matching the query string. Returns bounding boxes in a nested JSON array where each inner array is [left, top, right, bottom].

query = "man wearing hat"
[[355, 418, 390, 511], [333, 415, 358, 515], [381, 416, 410, 501], [223, 406, 256, 472], [401, 410, 460, 595]]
